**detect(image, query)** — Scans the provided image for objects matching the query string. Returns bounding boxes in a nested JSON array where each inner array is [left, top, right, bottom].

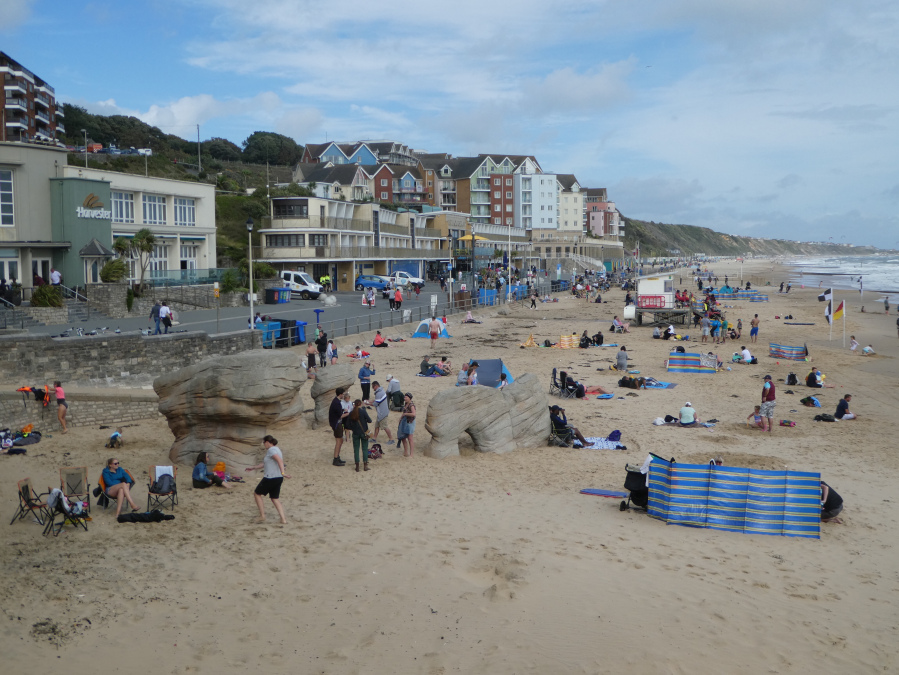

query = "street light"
[[246, 217, 254, 330], [81, 129, 87, 167]]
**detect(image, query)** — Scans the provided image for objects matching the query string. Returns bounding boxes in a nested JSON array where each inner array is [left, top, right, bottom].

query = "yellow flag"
[[832, 301, 844, 321]]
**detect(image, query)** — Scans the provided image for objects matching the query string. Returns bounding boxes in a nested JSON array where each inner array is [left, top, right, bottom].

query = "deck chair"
[[43, 488, 88, 537], [549, 368, 562, 396], [97, 469, 136, 511], [10, 478, 50, 526], [60, 467, 91, 515], [557, 371, 578, 399], [549, 423, 574, 448], [147, 466, 178, 511]]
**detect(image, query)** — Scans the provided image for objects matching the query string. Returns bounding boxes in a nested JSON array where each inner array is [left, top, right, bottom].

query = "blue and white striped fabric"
[[647, 459, 821, 538]]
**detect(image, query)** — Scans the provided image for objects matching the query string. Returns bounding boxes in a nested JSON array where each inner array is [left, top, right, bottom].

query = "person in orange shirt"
[[393, 287, 403, 312]]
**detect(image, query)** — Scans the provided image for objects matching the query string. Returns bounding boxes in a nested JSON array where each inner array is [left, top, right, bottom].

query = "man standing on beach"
[[750, 314, 760, 343], [760, 374, 776, 433], [245, 435, 290, 524], [429, 316, 441, 349], [700, 315, 710, 343]]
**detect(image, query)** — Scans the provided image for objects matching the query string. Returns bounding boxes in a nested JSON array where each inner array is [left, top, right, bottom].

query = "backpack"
[[575, 384, 586, 398], [608, 430, 622, 442], [543, 339, 552, 348], [675, 346, 686, 353], [391, 390, 404, 408], [786, 373, 798, 386], [150, 473, 176, 494], [750, 357, 758, 364], [664, 414, 677, 423], [814, 413, 836, 422], [368, 443, 383, 460]]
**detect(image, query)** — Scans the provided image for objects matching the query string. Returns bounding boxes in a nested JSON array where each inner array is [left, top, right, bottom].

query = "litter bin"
[[265, 287, 291, 304], [295, 320, 307, 343], [550, 280, 562, 292], [257, 321, 280, 348]]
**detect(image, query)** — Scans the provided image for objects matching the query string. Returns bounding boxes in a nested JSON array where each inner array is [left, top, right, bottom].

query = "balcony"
[[5, 116, 28, 129], [5, 98, 27, 111], [34, 93, 50, 108], [381, 222, 409, 236], [4, 81, 26, 95], [440, 186, 456, 193], [56, 107, 64, 118], [398, 184, 424, 193], [260, 245, 446, 261], [470, 196, 490, 205], [56, 122, 65, 133], [265, 215, 372, 232], [35, 110, 50, 124]]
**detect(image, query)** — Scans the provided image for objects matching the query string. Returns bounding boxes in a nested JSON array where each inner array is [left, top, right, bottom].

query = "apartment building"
[[1, 52, 64, 144], [556, 174, 584, 235], [587, 200, 623, 239], [260, 196, 450, 289], [300, 140, 419, 167]]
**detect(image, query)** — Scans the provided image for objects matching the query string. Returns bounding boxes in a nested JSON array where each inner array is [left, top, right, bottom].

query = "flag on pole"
[[825, 300, 833, 325], [818, 288, 833, 303], [832, 300, 844, 322]]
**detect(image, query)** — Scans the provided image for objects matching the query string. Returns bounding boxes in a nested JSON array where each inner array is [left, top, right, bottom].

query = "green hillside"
[[620, 217, 880, 258]]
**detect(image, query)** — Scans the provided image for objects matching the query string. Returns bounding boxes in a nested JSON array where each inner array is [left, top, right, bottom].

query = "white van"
[[280, 270, 323, 299]]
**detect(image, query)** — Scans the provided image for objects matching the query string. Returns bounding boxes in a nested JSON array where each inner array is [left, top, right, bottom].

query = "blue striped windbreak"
[[647, 460, 821, 538]]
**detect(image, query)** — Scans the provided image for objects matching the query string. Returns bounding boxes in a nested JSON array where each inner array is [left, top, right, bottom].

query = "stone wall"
[[0, 389, 161, 431], [0, 329, 264, 384], [22, 306, 69, 325]]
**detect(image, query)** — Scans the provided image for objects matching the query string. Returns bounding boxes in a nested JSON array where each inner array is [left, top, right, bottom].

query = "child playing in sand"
[[105, 428, 124, 448], [862, 344, 875, 355]]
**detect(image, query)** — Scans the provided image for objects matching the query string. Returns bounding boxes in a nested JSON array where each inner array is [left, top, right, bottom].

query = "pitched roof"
[[300, 163, 363, 185], [556, 174, 581, 191], [79, 238, 114, 257]]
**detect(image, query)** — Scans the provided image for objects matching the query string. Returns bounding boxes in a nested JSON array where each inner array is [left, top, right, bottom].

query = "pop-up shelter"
[[469, 358, 513, 388], [647, 457, 821, 539], [412, 318, 451, 338], [666, 352, 717, 374]]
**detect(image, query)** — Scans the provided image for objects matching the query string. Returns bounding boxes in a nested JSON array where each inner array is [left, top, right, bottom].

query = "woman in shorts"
[[245, 435, 290, 524], [54, 380, 68, 433]]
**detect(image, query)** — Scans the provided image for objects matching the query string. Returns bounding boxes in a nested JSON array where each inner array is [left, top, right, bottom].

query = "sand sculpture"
[[309, 362, 357, 428], [154, 351, 305, 470], [424, 373, 549, 458]]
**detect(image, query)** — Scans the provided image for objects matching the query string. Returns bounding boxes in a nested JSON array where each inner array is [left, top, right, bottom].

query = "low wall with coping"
[[0, 329, 263, 384], [0, 388, 161, 431]]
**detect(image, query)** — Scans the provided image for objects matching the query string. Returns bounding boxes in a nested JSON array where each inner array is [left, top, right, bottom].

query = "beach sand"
[[3, 258, 898, 674]]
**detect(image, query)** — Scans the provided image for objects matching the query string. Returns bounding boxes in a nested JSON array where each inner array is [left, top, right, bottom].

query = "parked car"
[[390, 271, 425, 289], [280, 270, 322, 299], [355, 275, 389, 291]]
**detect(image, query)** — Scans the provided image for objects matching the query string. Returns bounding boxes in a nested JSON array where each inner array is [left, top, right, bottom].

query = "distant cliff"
[[620, 216, 880, 257]]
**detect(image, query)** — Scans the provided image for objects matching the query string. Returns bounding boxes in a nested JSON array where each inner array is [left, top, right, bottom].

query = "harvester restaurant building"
[[0, 142, 215, 298]]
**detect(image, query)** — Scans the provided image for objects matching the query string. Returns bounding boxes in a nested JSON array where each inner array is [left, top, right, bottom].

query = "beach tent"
[[469, 358, 513, 388], [666, 352, 717, 374], [647, 457, 821, 539], [769, 343, 809, 361], [412, 318, 451, 338]]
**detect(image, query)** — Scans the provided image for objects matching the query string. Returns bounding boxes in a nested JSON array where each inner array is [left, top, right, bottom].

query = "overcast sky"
[[4, 0, 898, 248]]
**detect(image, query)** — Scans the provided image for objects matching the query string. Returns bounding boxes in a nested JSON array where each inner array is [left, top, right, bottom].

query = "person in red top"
[[393, 287, 403, 312], [760, 374, 776, 433], [54, 380, 68, 433]]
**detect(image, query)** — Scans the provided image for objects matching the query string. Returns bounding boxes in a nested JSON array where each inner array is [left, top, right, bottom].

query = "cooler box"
[[265, 287, 291, 304]]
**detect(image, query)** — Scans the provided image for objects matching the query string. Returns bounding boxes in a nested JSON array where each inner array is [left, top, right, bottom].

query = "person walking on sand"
[[428, 316, 441, 350], [750, 314, 760, 343], [849, 335, 859, 353], [760, 374, 776, 433], [54, 380, 68, 433], [245, 435, 290, 524]]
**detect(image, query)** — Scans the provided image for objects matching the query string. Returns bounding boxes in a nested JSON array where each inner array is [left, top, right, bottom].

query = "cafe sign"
[[76, 193, 112, 220]]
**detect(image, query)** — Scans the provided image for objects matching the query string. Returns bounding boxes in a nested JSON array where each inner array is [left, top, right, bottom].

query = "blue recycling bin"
[[295, 320, 307, 343], [257, 320, 280, 348]]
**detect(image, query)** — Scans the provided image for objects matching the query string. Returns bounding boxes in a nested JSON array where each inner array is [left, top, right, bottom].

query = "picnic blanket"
[[644, 380, 677, 389], [576, 436, 627, 450]]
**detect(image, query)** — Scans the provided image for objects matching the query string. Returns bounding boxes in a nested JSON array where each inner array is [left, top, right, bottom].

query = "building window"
[[494, 204, 501, 212], [380, 192, 388, 200], [267, 234, 306, 247], [493, 178, 500, 185], [493, 191, 500, 198], [0, 169, 13, 226], [174, 197, 195, 227], [494, 217, 500, 224], [506, 178, 512, 186], [180, 245, 199, 270], [112, 191, 134, 223], [143, 194, 167, 225], [381, 179, 388, 186], [427, 180, 432, 187], [310, 234, 328, 246], [149, 244, 168, 277], [505, 204, 512, 212]]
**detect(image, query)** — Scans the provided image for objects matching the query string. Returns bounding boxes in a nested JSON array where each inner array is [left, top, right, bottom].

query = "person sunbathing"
[[102, 457, 140, 516], [462, 311, 481, 324]]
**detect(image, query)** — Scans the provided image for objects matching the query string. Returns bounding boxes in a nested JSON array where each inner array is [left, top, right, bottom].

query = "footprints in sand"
[[470, 547, 528, 602]]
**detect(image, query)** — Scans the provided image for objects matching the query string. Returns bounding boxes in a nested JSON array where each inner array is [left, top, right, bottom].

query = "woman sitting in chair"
[[193, 452, 234, 489], [612, 316, 631, 333], [102, 457, 139, 516]]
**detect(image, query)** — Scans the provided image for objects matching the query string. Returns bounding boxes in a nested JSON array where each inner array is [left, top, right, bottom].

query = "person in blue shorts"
[[750, 314, 760, 343]]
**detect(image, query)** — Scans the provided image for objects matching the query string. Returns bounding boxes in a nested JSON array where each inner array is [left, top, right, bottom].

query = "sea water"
[[786, 255, 899, 300]]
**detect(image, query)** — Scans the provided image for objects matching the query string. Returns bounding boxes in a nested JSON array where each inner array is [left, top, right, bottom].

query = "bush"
[[100, 258, 127, 282], [31, 284, 63, 308], [219, 268, 241, 294], [126, 287, 134, 312]]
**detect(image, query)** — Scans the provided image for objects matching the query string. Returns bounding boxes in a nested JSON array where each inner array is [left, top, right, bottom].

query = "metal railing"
[[266, 215, 373, 232], [260, 246, 447, 261], [59, 284, 88, 302]]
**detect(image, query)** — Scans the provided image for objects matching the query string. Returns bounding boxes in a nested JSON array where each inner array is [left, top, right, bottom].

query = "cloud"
[[776, 174, 802, 190], [884, 184, 899, 202], [0, 0, 34, 32], [521, 61, 635, 115]]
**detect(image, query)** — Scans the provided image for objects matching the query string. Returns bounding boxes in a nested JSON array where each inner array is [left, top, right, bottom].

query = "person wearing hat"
[[549, 405, 589, 446], [679, 401, 700, 427], [467, 361, 480, 386], [760, 375, 776, 433], [397, 392, 417, 457], [358, 360, 375, 401], [385, 373, 403, 409]]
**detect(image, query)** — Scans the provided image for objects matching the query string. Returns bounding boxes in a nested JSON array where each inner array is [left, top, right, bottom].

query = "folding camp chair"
[[147, 465, 178, 511], [557, 371, 578, 400], [549, 368, 562, 396], [60, 467, 91, 515], [9, 478, 50, 526], [97, 468, 136, 511], [548, 427, 573, 448], [43, 488, 88, 537]]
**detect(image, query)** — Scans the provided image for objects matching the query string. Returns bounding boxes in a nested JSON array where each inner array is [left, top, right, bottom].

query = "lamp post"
[[246, 217, 255, 330], [81, 129, 87, 167]]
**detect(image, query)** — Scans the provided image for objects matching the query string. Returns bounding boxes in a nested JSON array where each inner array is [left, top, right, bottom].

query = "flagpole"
[[828, 300, 833, 341], [842, 298, 846, 348]]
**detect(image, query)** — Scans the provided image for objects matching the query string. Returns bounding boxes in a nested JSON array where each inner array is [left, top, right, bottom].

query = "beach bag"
[[675, 346, 686, 353], [814, 413, 836, 422], [608, 430, 622, 442], [543, 339, 552, 347], [368, 443, 383, 460], [664, 414, 677, 423], [149, 473, 175, 495], [750, 357, 758, 364], [786, 373, 798, 386], [575, 384, 586, 398]]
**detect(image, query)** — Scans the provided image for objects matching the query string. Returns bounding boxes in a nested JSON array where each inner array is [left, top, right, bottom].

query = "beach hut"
[[666, 352, 717, 374], [469, 358, 513, 388], [768, 343, 809, 361], [411, 318, 451, 338], [646, 457, 821, 539]]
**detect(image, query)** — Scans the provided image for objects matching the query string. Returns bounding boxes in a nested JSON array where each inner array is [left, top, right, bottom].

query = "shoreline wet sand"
[[2, 258, 898, 673]]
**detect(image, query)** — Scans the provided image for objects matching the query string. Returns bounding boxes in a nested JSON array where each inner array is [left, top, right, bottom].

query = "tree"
[[204, 137, 242, 161], [113, 229, 157, 292], [242, 131, 303, 165]]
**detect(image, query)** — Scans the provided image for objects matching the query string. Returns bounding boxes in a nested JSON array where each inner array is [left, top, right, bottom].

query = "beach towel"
[[579, 489, 629, 498], [577, 436, 627, 450], [644, 381, 677, 389]]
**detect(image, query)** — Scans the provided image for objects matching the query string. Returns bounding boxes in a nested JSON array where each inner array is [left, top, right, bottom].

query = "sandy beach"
[[3, 258, 898, 674]]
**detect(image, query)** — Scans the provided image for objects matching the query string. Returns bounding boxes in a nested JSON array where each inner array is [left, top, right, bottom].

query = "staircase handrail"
[[60, 284, 88, 302]]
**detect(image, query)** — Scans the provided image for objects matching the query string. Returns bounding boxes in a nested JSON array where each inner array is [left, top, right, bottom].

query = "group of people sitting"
[[579, 330, 604, 347], [674, 290, 694, 308], [420, 355, 453, 377]]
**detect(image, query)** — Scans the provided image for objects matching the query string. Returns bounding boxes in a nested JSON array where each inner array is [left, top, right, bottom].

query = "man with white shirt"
[[158, 302, 172, 334], [49, 268, 62, 285], [741, 346, 753, 363]]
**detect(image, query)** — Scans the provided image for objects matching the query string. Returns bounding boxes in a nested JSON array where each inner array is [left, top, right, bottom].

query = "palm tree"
[[113, 229, 157, 292]]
